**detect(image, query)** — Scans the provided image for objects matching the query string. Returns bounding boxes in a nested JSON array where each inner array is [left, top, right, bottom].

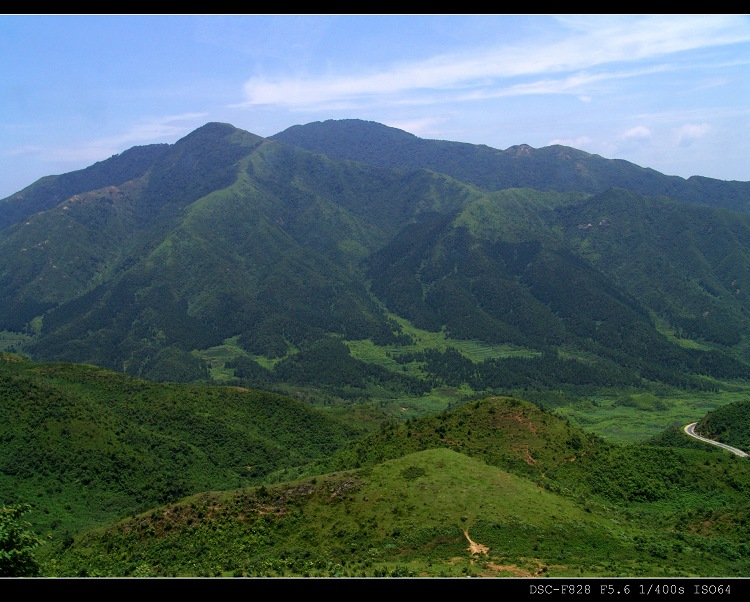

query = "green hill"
[[3, 120, 750, 578], [38, 397, 750, 578], [43, 448, 660, 578], [0, 353, 366, 538], [695, 399, 750, 453], [2, 359, 748, 578]]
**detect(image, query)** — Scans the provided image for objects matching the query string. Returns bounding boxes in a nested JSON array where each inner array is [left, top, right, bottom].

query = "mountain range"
[[2, 119, 750, 407], [2, 119, 750, 578]]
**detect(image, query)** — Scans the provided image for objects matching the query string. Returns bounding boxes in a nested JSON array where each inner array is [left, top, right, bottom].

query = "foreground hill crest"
[[4, 355, 747, 578]]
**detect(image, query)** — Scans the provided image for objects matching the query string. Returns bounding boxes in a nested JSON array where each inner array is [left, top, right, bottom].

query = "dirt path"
[[464, 530, 489, 555], [462, 530, 545, 577]]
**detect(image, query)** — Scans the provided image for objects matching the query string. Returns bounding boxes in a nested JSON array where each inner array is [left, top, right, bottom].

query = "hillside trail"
[[463, 529, 550, 577], [464, 530, 489, 555]]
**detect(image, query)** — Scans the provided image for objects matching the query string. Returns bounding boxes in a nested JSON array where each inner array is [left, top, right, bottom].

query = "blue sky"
[[1, 14, 749, 199]]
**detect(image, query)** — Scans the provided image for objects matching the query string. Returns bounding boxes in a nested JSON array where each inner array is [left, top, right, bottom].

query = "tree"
[[0, 503, 42, 577]]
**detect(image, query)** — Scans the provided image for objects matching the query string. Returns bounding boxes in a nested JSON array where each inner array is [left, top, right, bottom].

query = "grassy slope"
[[40, 448, 621, 577], [39, 395, 750, 578], [44, 445, 750, 578]]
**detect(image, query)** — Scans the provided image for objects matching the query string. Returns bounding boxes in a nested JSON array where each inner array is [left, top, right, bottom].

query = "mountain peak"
[[172, 122, 265, 156], [176, 122, 242, 144], [273, 118, 417, 143], [505, 144, 535, 157]]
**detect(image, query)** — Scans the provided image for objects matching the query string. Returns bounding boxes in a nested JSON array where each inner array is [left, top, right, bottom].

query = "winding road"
[[684, 422, 749, 458]]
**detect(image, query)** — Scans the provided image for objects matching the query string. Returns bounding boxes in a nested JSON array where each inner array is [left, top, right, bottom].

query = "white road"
[[684, 422, 749, 458]]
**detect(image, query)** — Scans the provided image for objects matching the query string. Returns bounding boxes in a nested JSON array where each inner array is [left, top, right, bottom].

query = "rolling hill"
[[0, 352, 367, 539], [4, 365, 743, 578]]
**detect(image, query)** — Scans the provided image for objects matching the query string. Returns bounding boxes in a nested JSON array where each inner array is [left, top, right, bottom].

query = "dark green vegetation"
[[0, 353, 365, 543], [1, 503, 42, 576], [271, 119, 750, 211], [2, 120, 750, 577], [695, 399, 750, 453]]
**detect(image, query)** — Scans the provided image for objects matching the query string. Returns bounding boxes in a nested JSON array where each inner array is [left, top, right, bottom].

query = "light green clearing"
[[554, 389, 750, 444], [346, 314, 539, 374], [651, 314, 713, 350]]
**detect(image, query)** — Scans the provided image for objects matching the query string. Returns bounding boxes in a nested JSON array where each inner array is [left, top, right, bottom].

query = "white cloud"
[[384, 117, 448, 138], [237, 15, 750, 110], [547, 136, 594, 149], [622, 126, 652, 140], [101, 113, 209, 147], [555, 14, 750, 59], [236, 65, 667, 112], [5, 144, 44, 158], [676, 123, 712, 139], [675, 123, 712, 147]]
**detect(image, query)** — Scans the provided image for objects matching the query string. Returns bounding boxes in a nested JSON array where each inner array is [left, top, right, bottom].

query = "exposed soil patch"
[[464, 530, 489, 555]]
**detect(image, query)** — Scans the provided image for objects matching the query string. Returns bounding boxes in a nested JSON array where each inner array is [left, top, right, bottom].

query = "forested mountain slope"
[[1, 120, 750, 403], [271, 118, 750, 211]]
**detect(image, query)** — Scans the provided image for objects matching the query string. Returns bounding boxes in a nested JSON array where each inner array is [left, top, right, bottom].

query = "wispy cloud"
[[5, 113, 208, 165], [237, 15, 750, 110], [100, 113, 209, 147], [385, 117, 449, 138]]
